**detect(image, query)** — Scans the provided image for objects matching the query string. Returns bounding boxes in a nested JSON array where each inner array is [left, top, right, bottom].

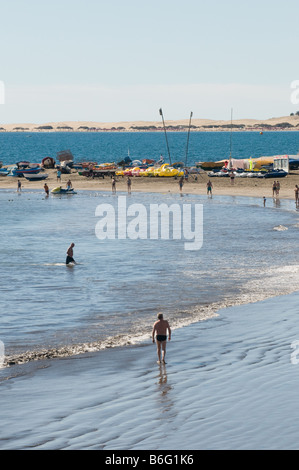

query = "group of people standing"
[[111, 176, 132, 194]]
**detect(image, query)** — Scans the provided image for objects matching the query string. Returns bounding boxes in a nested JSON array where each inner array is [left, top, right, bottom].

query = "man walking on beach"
[[112, 176, 116, 194], [127, 176, 132, 194], [66, 243, 76, 265], [179, 175, 184, 193], [152, 313, 171, 364], [207, 180, 213, 196]]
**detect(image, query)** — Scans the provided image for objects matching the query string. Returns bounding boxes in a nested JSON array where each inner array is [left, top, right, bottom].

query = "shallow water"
[[1, 292, 299, 450], [1, 189, 299, 369]]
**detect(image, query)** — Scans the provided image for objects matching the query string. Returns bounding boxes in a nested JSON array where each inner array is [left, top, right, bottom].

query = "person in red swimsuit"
[[152, 313, 171, 364]]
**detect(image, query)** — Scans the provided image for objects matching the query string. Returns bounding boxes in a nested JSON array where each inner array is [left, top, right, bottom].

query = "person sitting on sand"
[[152, 313, 171, 364], [66, 243, 76, 265]]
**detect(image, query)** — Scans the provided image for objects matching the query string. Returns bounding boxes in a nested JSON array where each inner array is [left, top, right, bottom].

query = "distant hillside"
[[1, 115, 299, 132]]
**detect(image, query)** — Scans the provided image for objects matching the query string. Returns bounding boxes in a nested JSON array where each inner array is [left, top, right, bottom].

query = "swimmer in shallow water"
[[66, 242, 76, 265], [152, 313, 171, 364]]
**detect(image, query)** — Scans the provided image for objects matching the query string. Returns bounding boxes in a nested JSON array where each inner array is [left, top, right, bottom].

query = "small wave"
[[3, 308, 217, 367], [273, 225, 288, 231], [4, 263, 299, 368], [43, 263, 66, 267]]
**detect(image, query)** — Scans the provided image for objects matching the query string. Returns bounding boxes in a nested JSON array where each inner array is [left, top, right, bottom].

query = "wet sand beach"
[[1, 169, 299, 450], [1, 292, 299, 450]]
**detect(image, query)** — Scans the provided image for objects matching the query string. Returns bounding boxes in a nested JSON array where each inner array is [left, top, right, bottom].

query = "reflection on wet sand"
[[155, 364, 174, 415]]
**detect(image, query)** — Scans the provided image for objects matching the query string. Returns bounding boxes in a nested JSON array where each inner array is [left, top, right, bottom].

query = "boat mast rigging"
[[159, 108, 172, 166], [185, 111, 193, 167]]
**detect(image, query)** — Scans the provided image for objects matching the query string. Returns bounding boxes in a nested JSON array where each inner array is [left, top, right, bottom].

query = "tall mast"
[[159, 108, 172, 166], [185, 111, 193, 167], [229, 108, 233, 169]]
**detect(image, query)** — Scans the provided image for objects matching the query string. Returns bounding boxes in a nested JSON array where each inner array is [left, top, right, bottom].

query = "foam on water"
[[4, 263, 299, 367], [1, 189, 299, 369]]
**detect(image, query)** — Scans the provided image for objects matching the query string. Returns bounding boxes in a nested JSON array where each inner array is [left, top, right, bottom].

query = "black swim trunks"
[[66, 256, 75, 265], [156, 335, 167, 342]]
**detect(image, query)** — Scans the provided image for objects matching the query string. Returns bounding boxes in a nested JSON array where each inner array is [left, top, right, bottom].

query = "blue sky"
[[1, 0, 299, 122]]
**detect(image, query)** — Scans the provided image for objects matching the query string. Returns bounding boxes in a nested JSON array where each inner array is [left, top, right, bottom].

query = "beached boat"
[[24, 173, 49, 181], [51, 187, 77, 194], [263, 169, 288, 178], [196, 161, 224, 171], [158, 164, 184, 177], [41, 156, 55, 168], [13, 167, 41, 176]]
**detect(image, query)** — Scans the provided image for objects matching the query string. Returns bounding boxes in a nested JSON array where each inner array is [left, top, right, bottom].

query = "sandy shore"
[[1, 168, 299, 201], [2, 291, 299, 450], [1, 170, 299, 450]]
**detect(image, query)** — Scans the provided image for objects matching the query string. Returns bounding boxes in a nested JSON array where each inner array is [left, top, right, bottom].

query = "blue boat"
[[24, 173, 49, 181], [263, 169, 288, 178]]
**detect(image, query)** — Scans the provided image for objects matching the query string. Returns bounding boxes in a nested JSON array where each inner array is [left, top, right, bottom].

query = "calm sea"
[[0, 130, 299, 166], [1, 131, 299, 371], [1, 185, 299, 369]]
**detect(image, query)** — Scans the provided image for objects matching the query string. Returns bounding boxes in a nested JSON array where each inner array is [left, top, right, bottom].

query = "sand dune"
[[1, 115, 299, 132]]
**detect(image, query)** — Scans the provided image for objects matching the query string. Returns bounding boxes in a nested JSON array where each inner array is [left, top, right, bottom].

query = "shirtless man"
[[66, 242, 76, 265], [127, 176, 132, 194], [179, 176, 184, 192], [152, 313, 171, 364]]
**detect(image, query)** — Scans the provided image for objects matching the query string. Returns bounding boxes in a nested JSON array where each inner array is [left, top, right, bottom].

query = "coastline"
[[2, 166, 299, 450], [0, 115, 299, 133], [1, 175, 299, 449], [1, 168, 299, 201], [2, 291, 299, 450]]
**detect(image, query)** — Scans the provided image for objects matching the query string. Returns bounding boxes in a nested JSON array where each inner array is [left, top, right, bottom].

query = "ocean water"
[[1, 187, 299, 371], [0, 130, 299, 167]]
